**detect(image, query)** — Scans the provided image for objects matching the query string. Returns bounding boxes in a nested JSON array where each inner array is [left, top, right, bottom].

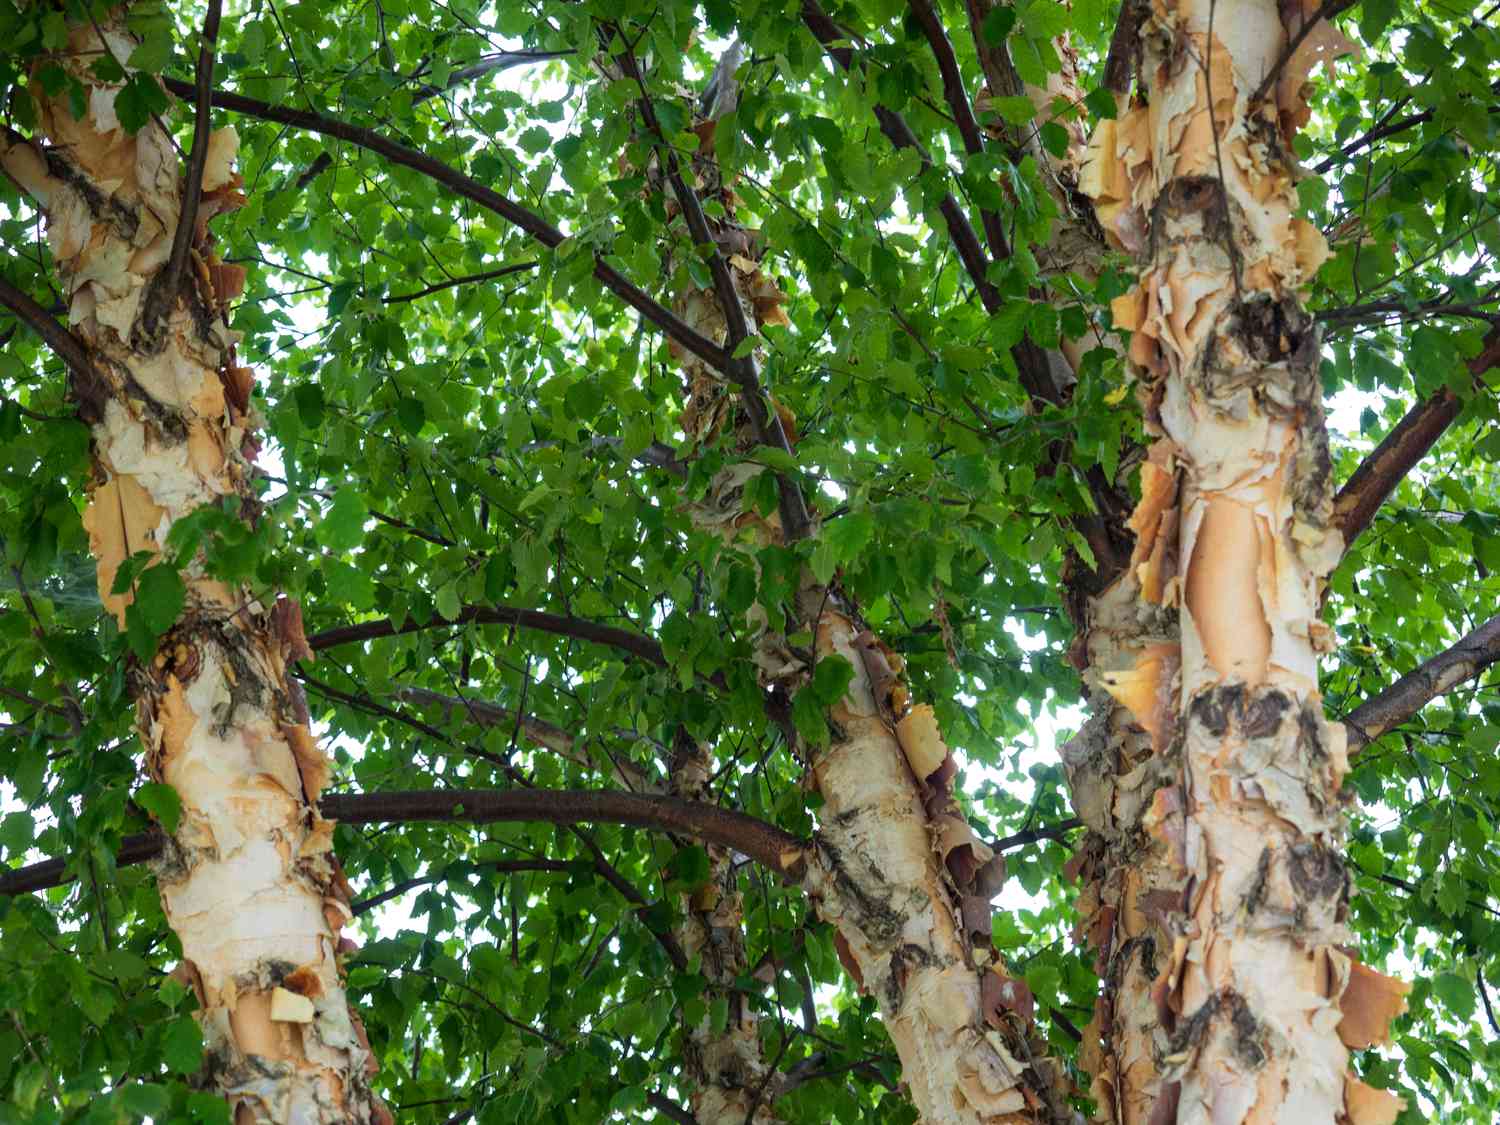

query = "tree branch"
[[1345, 612, 1500, 754], [992, 817, 1082, 851], [1333, 326, 1500, 548], [0, 270, 99, 387], [1248, 0, 1357, 108], [1102, 0, 1148, 93], [383, 261, 538, 304], [305, 603, 668, 668], [800, 1, 1005, 303], [394, 685, 659, 793], [607, 24, 812, 542], [350, 857, 573, 916], [645, 1092, 700, 1125], [145, 0, 222, 336], [159, 78, 735, 375], [410, 50, 575, 104], [1, 788, 808, 898], [906, 0, 1010, 263]]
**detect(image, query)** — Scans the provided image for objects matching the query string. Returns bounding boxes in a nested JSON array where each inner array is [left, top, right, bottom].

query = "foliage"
[[0, 0, 1496, 1121]]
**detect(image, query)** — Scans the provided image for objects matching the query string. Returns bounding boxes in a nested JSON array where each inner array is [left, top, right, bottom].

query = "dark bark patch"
[[1226, 992, 1266, 1067], [1297, 704, 1328, 763], [1287, 841, 1346, 903], [1245, 847, 1273, 915], [1230, 294, 1315, 367], [1189, 682, 1244, 737], [1241, 689, 1290, 739]]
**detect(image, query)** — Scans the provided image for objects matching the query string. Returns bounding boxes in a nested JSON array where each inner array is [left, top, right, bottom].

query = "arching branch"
[[144, 0, 222, 335], [0, 788, 808, 898], [1345, 612, 1500, 754], [0, 270, 98, 387], [1333, 327, 1500, 549], [906, 0, 1010, 264], [158, 78, 734, 374], [306, 603, 668, 668]]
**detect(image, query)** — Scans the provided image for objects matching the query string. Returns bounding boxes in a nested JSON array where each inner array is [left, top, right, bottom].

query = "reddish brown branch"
[[350, 858, 573, 916], [383, 261, 538, 303], [0, 271, 98, 385], [1333, 327, 1500, 549], [305, 603, 668, 668], [800, 0, 1006, 301], [145, 0, 222, 336], [1, 788, 807, 898], [1345, 612, 1500, 754], [906, 0, 1009, 261], [160, 78, 734, 374], [1249, 0, 1357, 107]]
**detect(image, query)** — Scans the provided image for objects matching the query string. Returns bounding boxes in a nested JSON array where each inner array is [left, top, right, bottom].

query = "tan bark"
[[1077, 1, 1408, 1122], [655, 69, 1071, 1125], [2, 17, 386, 1123]]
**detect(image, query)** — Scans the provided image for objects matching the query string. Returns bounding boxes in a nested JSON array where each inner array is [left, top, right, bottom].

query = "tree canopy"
[[0, 0, 1497, 1122]]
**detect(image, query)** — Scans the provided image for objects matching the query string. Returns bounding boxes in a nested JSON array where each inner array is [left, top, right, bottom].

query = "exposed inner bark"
[[1, 19, 386, 1123], [1077, 0, 1409, 1122]]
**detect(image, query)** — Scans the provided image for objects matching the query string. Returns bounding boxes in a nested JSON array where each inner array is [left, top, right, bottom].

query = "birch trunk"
[[661, 77, 1073, 1125], [1078, 1, 1410, 1121], [1, 17, 386, 1123]]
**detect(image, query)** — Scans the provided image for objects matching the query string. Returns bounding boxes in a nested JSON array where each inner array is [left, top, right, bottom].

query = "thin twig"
[[1249, 0, 1357, 108], [146, 0, 223, 335]]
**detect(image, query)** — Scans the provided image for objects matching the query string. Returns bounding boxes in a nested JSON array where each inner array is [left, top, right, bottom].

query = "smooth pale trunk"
[[1079, 0, 1409, 1122], [2, 19, 384, 1123]]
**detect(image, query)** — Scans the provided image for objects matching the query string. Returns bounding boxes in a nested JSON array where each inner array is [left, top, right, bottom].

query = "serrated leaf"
[[318, 486, 368, 551], [136, 781, 182, 833], [135, 564, 186, 635]]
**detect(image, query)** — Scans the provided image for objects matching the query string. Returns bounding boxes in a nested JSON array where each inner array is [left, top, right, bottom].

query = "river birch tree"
[[0, 0, 1496, 1123]]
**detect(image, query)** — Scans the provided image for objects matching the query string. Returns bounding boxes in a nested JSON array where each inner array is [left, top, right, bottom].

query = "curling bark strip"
[[0, 16, 387, 1123], [1079, 0, 1410, 1121], [641, 41, 1070, 1125]]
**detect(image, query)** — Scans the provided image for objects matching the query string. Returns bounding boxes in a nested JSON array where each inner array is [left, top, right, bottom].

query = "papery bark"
[[1076, 1, 1408, 1122], [659, 67, 1071, 1125], [667, 735, 781, 1123], [1, 17, 385, 1123]]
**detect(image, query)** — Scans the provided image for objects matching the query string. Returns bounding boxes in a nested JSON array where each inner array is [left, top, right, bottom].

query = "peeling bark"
[[668, 735, 783, 1124], [1077, 1, 1408, 1122], [646, 51, 1071, 1125], [1, 17, 386, 1123]]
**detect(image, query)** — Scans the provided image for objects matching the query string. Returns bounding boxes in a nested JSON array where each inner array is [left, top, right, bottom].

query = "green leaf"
[[135, 564, 186, 635], [809, 654, 856, 708], [317, 486, 368, 551], [121, 1082, 172, 1118], [435, 583, 461, 622], [114, 72, 169, 134], [1432, 972, 1476, 1022], [517, 125, 553, 155], [162, 1016, 204, 1073], [826, 512, 875, 564], [982, 6, 1016, 43], [136, 781, 183, 833], [397, 395, 426, 435]]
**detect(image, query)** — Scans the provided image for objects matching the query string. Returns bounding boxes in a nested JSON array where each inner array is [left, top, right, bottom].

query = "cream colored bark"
[[1077, 1, 1408, 1122], [2, 18, 386, 1123], [662, 98, 1070, 1125]]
